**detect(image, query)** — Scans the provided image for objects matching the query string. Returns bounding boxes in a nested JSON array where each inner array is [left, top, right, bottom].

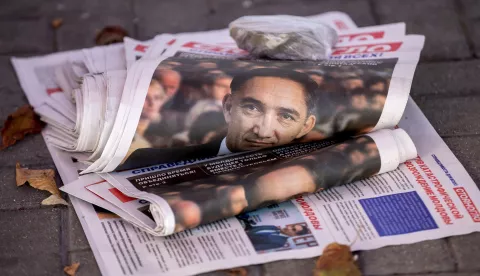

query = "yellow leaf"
[[313, 243, 362, 276], [225, 267, 247, 276], [16, 163, 59, 195], [16, 163, 67, 205], [42, 194, 69, 206], [64, 262, 80, 276]]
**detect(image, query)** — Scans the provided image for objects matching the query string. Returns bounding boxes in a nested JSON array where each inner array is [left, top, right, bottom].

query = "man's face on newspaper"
[[223, 76, 316, 152]]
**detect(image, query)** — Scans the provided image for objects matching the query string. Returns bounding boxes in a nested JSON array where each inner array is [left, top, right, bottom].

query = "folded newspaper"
[[10, 11, 480, 276]]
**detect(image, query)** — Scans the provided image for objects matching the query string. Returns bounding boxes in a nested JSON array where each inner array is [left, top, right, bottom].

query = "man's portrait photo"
[[118, 57, 395, 171]]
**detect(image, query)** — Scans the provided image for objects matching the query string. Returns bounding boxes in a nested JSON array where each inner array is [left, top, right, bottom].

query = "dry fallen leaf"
[[225, 267, 247, 276], [314, 243, 362, 276], [95, 26, 128, 45], [42, 194, 69, 206], [16, 163, 68, 206], [64, 262, 80, 276], [51, 18, 64, 29], [1, 105, 44, 150]]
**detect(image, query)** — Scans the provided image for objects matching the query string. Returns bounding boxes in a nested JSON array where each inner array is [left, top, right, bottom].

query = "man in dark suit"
[[117, 68, 318, 171], [246, 224, 310, 252]]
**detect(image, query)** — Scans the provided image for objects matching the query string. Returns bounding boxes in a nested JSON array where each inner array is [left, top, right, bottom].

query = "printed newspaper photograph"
[[119, 57, 397, 171]]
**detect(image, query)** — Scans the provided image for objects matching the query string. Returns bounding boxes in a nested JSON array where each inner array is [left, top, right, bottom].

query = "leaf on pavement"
[[16, 163, 68, 206], [42, 194, 69, 206], [1, 105, 44, 150], [51, 18, 63, 29], [225, 267, 247, 276], [95, 26, 128, 45], [64, 262, 80, 276], [314, 243, 362, 276]]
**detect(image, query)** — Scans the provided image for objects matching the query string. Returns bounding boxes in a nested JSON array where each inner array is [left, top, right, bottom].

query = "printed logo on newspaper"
[[454, 187, 480, 222], [337, 31, 385, 44], [134, 44, 149, 53], [182, 41, 248, 55], [332, 42, 403, 55], [334, 20, 349, 31], [109, 188, 137, 203], [47, 87, 62, 95]]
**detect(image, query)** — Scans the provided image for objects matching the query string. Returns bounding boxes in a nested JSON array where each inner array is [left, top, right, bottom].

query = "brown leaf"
[[42, 194, 69, 206], [1, 105, 44, 150], [225, 267, 247, 276], [313, 243, 362, 276], [16, 163, 67, 206], [16, 163, 58, 194], [51, 18, 63, 29], [64, 262, 80, 276], [95, 26, 128, 45]]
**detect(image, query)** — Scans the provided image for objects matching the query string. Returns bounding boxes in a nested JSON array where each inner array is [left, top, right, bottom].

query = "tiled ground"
[[0, 0, 479, 275]]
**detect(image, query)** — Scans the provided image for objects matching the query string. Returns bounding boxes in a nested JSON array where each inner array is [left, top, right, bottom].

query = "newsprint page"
[[10, 12, 480, 276], [59, 98, 480, 276]]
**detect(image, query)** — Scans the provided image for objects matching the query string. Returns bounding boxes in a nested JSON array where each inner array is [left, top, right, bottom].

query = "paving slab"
[[359, 239, 455, 275], [0, 208, 63, 276], [0, 134, 54, 167], [411, 60, 480, 97], [55, 13, 135, 51], [0, 0, 54, 20], [199, 265, 262, 276], [407, 273, 480, 276], [207, 0, 375, 30], [460, 0, 480, 57], [413, 95, 480, 136], [449, 231, 480, 271], [0, 56, 22, 89], [134, 0, 211, 40], [0, 19, 54, 55], [263, 258, 317, 276], [69, 250, 102, 276], [66, 204, 91, 251], [372, 0, 471, 61], [0, 86, 27, 121], [443, 135, 480, 187]]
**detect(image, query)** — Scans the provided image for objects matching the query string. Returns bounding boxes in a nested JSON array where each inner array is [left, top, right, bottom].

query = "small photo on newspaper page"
[[236, 201, 319, 253], [117, 56, 397, 171]]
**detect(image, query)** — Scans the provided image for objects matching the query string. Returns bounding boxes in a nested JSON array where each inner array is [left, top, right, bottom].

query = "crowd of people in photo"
[[132, 57, 394, 154]]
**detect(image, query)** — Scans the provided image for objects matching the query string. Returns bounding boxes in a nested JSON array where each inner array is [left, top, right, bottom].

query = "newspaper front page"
[[10, 12, 480, 276], [62, 97, 480, 276]]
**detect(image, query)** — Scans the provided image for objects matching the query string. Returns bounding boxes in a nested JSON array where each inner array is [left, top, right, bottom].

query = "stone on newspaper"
[[229, 15, 338, 60]]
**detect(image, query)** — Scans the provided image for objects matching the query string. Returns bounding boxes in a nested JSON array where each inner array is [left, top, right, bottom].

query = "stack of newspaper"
[[11, 11, 480, 276]]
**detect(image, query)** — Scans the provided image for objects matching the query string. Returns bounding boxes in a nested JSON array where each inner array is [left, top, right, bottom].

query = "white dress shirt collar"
[[217, 137, 232, 156]]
